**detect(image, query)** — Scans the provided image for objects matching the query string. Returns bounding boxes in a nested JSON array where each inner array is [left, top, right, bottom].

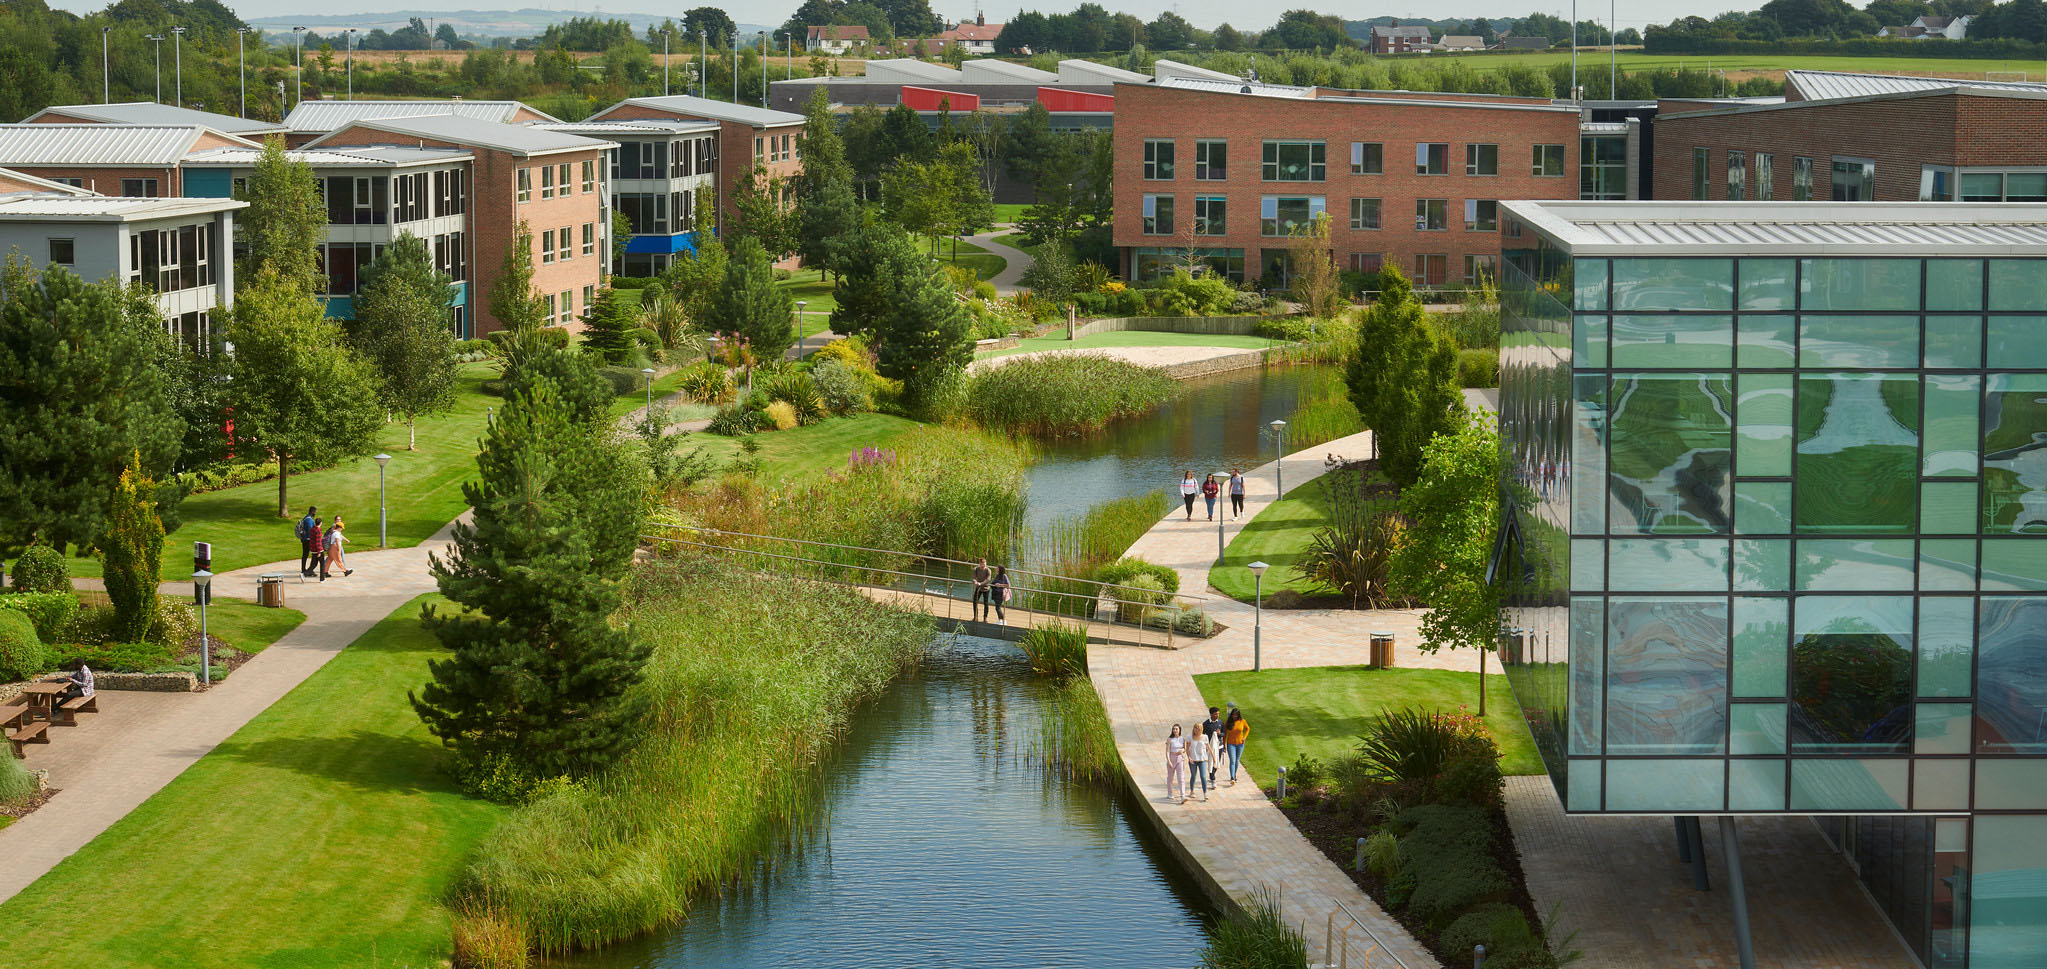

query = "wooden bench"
[[9, 720, 48, 759], [52, 693, 96, 726], [0, 702, 27, 730]]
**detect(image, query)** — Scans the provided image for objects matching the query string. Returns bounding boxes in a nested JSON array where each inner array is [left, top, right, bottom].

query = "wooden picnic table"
[[19, 681, 66, 717]]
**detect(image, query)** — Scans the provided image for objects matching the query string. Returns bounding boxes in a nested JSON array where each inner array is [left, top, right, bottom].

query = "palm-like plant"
[[641, 290, 705, 360]]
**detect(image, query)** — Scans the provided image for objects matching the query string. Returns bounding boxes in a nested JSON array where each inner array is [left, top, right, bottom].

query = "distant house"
[[939, 14, 1004, 56], [1370, 22, 1433, 54], [806, 24, 870, 55], [1497, 35, 1553, 50], [1437, 35, 1485, 52], [1877, 14, 1971, 39]]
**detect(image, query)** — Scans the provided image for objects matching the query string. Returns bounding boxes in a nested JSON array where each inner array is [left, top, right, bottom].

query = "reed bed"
[[449, 560, 934, 960], [967, 355, 1180, 437], [1017, 620, 1088, 678], [1199, 889, 1311, 969], [1282, 368, 1364, 450], [1264, 313, 1359, 368], [1012, 489, 1168, 617], [1037, 675, 1121, 786]]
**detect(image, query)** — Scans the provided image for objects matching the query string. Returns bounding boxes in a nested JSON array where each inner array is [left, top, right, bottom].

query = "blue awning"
[[624, 232, 698, 255]]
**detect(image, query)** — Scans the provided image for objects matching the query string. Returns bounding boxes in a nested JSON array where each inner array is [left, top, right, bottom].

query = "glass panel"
[[1570, 538, 1603, 591], [1573, 315, 1608, 369], [1569, 598, 1603, 755], [1736, 314, 1797, 369], [1969, 815, 2047, 969], [1983, 374, 2047, 535], [1738, 259, 1795, 310], [1565, 760, 1601, 811], [1974, 759, 2047, 810], [1799, 315, 1919, 368], [1607, 539, 1730, 591], [1733, 539, 1790, 592], [1610, 315, 1732, 369], [1572, 376, 1606, 534], [1795, 374, 1919, 534], [1988, 259, 2047, 311], [1976, 597, 2047, 753], [1605, 596, 1728, 754], [1791, 595, 1913, 753], [1788, 759, 1908, 811], [1923, 481, 1977, 535], [1604, 759, 1725, 811], [1797, 539, 1917, 591], [1736, 373, 1793, 478], [1919, 539, 1975, 592], [1730, 702, 1787, 754], [1727, 759, 1787, 810], [1919, 597, 1974, 699], [1924, 315, 1983, 370], [1612, 258, 1733, 311], [1926, 259, 1983, 311], [1985, 315, 2047, 369], [1607, 374, 1733, 535], [1981, 539, 2047, 591], [1573, 258, 1608, 311], [1913, 759, 1970, 811], [1916, 703, 1972, 755], [1734, 481, 1791, 535], [1732, 596, 1788, 697], [1800, 258, 1921, 311]]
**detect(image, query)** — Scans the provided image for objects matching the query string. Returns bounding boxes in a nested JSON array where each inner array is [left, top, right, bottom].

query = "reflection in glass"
[[1611, 315, 1732, 368], [1989, 259, 2047, 311], [1736, 314, 1796, 368], [1734, 538, 1790, 591], [1608, 374, 1732, 534], [1918, 597, 1974, 698], [1571, 376, 1605, 534], [1800, 258, 1921, 311], [1986, 316, 2047, 369], [1728, 758, 1786, 810], [1915, 702, 1972, 755], [1789, 759, 1908, 811], [1983, 374, 2047, 534], [1607, 538, 1730, 591], [1733, 596, 1788, 697], [1734, 481, 1791, 535], [1922, 481, 1977, 534], [1606, 597, 1728, 754], [1568, 598, 1602, 755], [1799, 315, 1919, 368], [1973, 759, 2047, 810], [1573, 258, 1608, 311], [1919, 539, 1976, 592], [1796, 374, 1919, 533], [1791, 596, 1913, 753], [1926, 258, 1983, 312], [1730, 702, 1787, 754], [1566, 760, 1601, 811], [1924, 374, 1981, 477], [1738, 259, 1795, 310], [1570, 538, 1602, 590], [1924, 315, 1983, 369], [1736, 372, 1793, 478], [1573, 314, 1608, 368], [1797, 539, 1916, 591], [1976, 597, 2047, 754], [1929, 817, 1968, 968], [1612, 258, 1732, 311], [1916, 759, 1971, 811], [1605, 759, 1724, 811], [1981, 539, 2047, 591], [1969, 814, 2047, 969]]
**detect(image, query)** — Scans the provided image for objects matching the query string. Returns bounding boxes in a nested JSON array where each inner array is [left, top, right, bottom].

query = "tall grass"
[[1265, 313, 1359, 367], [449, 560, 933, 959], [967, 355, 1180, 436], [1200, 889, 1311, 969], [1017, 620, 1088, 678], [1012, 489, 1167, 616], [1282, 367, 1363, 450], [0, 756, 36, 805], [1038, 675, 1120, 786]]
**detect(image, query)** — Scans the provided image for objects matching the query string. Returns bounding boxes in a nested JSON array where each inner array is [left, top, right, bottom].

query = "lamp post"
[[374, 453, 391, 548], [784, 31, 792, 80], [795, 299, 807, 351], [1247, 560, 1268, 672], [102, 27, 111, 104], [192, 569, 213, 685], [293, 27, 307, 107], [730, 32, 738, 103], [1214, 470, 1230, 561], [237, 27, 252, 117], [661, 27, 671, 96], [345, 28, 356, 100], [759, 30, 768, 105], [641, 367, 657, 413], [146, 34, 163, 103], [1268, 419, 1287, 497], [698, 30, 706, 98], [171, 26, 185, 106]]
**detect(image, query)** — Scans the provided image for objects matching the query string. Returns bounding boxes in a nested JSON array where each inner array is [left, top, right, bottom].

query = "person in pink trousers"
[[1165, 724, 1189, 803]]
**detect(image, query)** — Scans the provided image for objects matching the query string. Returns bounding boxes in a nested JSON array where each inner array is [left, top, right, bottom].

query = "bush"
[[1113, 572, 1167, 624], [1197, 888, 1309, 969], [1145, 269, 1238, 317], [973, 280, 998, 301], [1392, 803, 1510, 927], [1017, 621, 1087, 678], [1299, 472, 1402, 608], [0, 592, 78, 643], [1170, 607, 1214, 637], [49, 639, 179, 673], [809, 358, 871, 415], [705, 406, 763, 436], [595, 365, 644, 396], [1458, 347, 1499, 388], [457, 749, 571, 805], [57, 604, 117, 648], [1356, 708, 1477, 785], [811, 337, 875, 372], [1440, 904, 1552, 969], [9, 546, 69, 593], [1253, 317, 1317, 341], [762, 400, 799, 430], [1363, 829, 1404, 880], [677, 360, 734, 404], [1286, 752, 1324, 790], [148, 601, 199, 651], [0, 610, 50, 681], [1437, 744, 1505, 810], [1096, 556, 1180, 594], [605, 276, 661, 290], [763, 371, 825, 424]]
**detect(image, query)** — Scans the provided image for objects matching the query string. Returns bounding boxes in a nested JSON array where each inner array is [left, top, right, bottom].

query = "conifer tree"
[[351, 236, 459, 450], [703, 238, 795, 362], [793, 86, 862, 279], [1345, 265, 1463, 487], [578, 288, 640, 364], [830, 221, 971, 403], [101, 453, 164, 643]]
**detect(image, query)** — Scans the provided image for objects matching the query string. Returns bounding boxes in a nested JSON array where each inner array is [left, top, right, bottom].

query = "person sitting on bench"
[[62, 662, 93, 702]]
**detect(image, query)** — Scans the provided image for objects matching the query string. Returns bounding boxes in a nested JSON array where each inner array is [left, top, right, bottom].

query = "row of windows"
[[1919, 166, 2047, 202], [127, 224, 215, 293], [1691, 148, 1862, 202], [543, 285, 598, 327], [516, 161, 599, 203], [321, 171, 468, 226], [538, 223, 599, 265], [1142, 138, 1571, 182], [1140, 193, 1500, 235], [614, 137, 717, 181], [1129, 247, 1492, 288], [754, 132, 798, 163], [615, 191, 701, 235], [317, 232, 469, 296]]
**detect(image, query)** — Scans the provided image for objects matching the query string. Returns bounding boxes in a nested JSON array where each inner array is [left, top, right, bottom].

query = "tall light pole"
[[146, 34, 163, 103], [662, 26, 671, 96], [374, 453, 391, 548], [641, 367, 657, 413], [730, 32, 738, 103], [293, 27, 307, 107], [760, 31, 768, 105], [698, 29, 706, 98], [1610, 0, 1618, 98], [795, 299, 807, 351], [784, 31, 792, 80], [237, 27, 252, 117], [171, 26, 185, 106], [1570, 0, 1579, 102], [1213, 471, 1229, 561], [1247, 561, 1268, 672], [345, 28, 356, 99], [101, 27, 111, 104], [1268, 419, 1287, 497]]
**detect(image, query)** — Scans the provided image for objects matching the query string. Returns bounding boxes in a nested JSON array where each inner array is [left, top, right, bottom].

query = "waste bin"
[[257, 573, 287, 609], [1369, 630, 1396, 669]]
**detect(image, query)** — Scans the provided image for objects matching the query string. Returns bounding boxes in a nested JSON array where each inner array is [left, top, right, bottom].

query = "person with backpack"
[[307, 517, 326, 579], [297, 506, 319, 576]]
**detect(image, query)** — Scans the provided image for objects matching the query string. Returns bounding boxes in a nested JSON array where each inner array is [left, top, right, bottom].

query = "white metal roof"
[[306, 115, 612, 157], [23, 102, 287, 134], [529, 120, 720, 137], [1150, 75, 1313, 99], [1786, 69, 2047, 101], [864, 59, 965, 83], [0, 195, 246, 221], [0, 124, 259, 166], [594, 95, 806, 128], [1502, 201, 2047, 256], [1151, 59, 1239, 83], [283, 100, 558, 133], [1056, 59, 1146, 85], [183, 145, 472, 168], [0, 166, 94, 196], [959, 59, 1056, 83]]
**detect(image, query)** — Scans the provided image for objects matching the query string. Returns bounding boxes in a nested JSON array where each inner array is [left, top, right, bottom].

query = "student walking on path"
[[1186, 722, 1212, 802], [1165, 724, 1188, 803], [306, 517, 326, 579], [1179, 471, 1199, 520], [296, 506, 319, 576], [1228, 469, 1246, 520], [1222, 703, 1250, 785], [990, 566, 1010, 624], [322, 518, 353, 581], [1201, 475, 1220, 521], [1202, 706, 1225, 785], [971, 558, 993, 621]]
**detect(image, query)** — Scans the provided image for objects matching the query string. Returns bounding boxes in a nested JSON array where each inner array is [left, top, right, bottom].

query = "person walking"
[[971, 558, 992, 621], [990, 565, 1010, 625], [1165, 724, 1188, 803], [1179, 471, 1199, 520], [296, 505, 319, 576], [1228, 469, 1246, 520], [1223, 703, 1250, 786], [1201, 474, 1221, 521], [307, 516, 326, 579], [1202, 706, 1225, 785], [1186, 722, 1212, 802], [323, 517, 353, 580]]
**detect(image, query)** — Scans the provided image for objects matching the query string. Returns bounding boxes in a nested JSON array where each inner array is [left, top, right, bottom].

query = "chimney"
[[976, 10, 985, 26]]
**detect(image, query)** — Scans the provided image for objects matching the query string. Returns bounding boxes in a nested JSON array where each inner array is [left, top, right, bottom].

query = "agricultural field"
[[1346, 49, 2046, 83]]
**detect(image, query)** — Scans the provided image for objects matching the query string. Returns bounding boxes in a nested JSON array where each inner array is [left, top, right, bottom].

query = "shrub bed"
[[0, 592, 79, 643], [966, 355, 1179, 437]]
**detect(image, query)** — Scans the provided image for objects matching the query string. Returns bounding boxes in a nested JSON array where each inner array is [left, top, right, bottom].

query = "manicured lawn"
[[606, 365, 695, 420], [776, 273, 842, 325], [1208, 472, 1342, 603], [676, 411, 927, 483], [991, 202, 1030, 224], [920, 236, 1006, 281], [0, 596, 507, 968], [202, 599, 307, 655], [986, 330, 1283, 358], [1194, 665, 1545, 781]]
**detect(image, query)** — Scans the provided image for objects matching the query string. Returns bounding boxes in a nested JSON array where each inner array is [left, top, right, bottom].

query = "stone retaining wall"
[[1069, 315, 1267, 339], [973, 335, 1020, 353], [1156, 347, 1275, 380], [96, 672, 197, 692]]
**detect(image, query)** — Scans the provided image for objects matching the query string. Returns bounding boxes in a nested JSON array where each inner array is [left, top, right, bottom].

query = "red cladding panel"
[[901, 86, 980, 112], [1038, 88, 1114, 112]]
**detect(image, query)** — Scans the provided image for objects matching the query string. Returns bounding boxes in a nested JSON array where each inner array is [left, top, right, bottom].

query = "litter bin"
[[257, 573, 288, 609], [1369, 630, 1396, 669]]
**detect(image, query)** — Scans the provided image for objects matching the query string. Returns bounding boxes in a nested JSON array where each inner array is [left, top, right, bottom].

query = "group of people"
[[1178, 470, 1247, 522], [1164, 703, 1250, 803], [295, 506, 353, 581], [970, 558, 1012, 623]]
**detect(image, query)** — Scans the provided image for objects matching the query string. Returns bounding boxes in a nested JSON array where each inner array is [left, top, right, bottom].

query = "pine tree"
[[578, 288, 640, 364], [1345, 265, 1464, 488], [236, 138, 327, 294], [703, 238, 795, 362], [830, 222, 971, 402], [351, 236, 459, 450], [793, 86, 863, 280], [101, 453, 164, 643]]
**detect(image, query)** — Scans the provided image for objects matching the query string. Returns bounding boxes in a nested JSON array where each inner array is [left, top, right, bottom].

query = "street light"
[[759, 30, 768, 105], [698, 29, 706, 98], [345, 28, 357, 100], [192, 568, 213, 686], [1247, 561, 1268, 672], [374, 453, 391, 548], [641, 367, 657, 412], [795, 299, 807, 351], [236, 27, 253, 118], [1268, 419, 1288, 496], [170, 26, 185, 106], [146, 34, 163, 103], [101, 27, 111, 104], [784, 31, 792, 81], [292, 27, 307, 107], [1213, 470, 1230, 561], [661, 26, 671, 96]]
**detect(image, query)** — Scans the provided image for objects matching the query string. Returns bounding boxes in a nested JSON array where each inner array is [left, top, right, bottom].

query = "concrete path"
[[0, 522, 455, 904], [961, 228, 1034, 294]]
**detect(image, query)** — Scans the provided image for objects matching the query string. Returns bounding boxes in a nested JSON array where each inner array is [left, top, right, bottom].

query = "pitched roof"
[[960, 59, 1056, 83], [944, 22, 1003, 41], [864, 58, 965, 83], [306, 115, 612, 156], [0, 194, 246, 221], [1918, 15, 1955, 29], [284, 100, 558, 133], [1502, 200, 2047, 255], [1439, 35, 1485, 47], [0, 124, 259, 166], [1152, 58, 1240, 83], [593, 95, 806, 128], [22, 102, 288, 135], [0, 166, 95, 196], [1056, 59, 1146, 85], [529, 120, 720, 137], [1371, 24, 1432, 39], [183, 145, 473, 168], [1784, 68, 2047, 101], [806, 24, 869, 39]]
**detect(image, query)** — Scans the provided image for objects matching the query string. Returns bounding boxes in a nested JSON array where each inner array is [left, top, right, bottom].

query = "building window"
[[53, 177, 83, 188], [1463, 199, 1497, 231], [582, 160, 596, 193], [1194, 196, 1226, 235], [1727, 150, 1746, 201], [559, 290, 573, 325], [120, 178, 159, 198], [1415, 199, 1447, 231], [541, 165, 555, 199], [1350, 142, 1382, 175], [1141, 194, 1174, 235], [558, 163, 571, 194], [1465, 143, 1498, 176], [48, 238, 74, 266], [1692, 147, 1710, 200], [544, 292, 556, 321], [1416, 143, 1448, 175], [1195, 139, 1227, 180], [1262, 140, 1326, 181], [754, 136, 764, 162], [1580, 134, 1627, 200], [558, 226, 571, 262], [1413, 253, 1447, 287], [1143, 139, 1175, 180], [1533, 144, 1566, 177], [1830, 157, 1875, 201], [1943, 170, 2047, 201], [1793, 156, 1814, 200], [583, 284, 595, 310], [615, 193, 670, 234], [540, 229, 555, 264], [1260, 195, 1324, 236], [1463, 254, 1496, 287], [517, 168, 531, 203], [1755, 153, 1774, 201], [1349, 197, 1380, 231], [1348, 252, 1382, 275], [582, 222, 595, 255]]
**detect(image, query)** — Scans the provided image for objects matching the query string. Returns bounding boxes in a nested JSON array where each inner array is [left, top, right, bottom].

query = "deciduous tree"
[[1390, 411, 1501, 706], [235, 138, 327, 294], [351, 235, 458, 450]]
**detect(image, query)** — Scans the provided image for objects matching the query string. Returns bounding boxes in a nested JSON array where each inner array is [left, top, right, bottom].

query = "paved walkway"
[[961, 228, 1033, 294], [0, 524, 454, 904]]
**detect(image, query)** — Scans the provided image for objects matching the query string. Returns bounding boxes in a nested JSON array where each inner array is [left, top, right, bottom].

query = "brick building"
[[587, 96, 804, 236], [1369, 23, 1433, 54], [1654, 71, 2047, 203], [531, 119, 722, 277], [305, 115, 614, 335], [21, 101, 287, 138], [0, 124, 259, 198], [1111, 77, 1583, 288], [282, 100, 560, 148]]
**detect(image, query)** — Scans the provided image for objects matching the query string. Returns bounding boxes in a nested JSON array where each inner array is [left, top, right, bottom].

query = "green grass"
[[991, 202, 1030, 224], [985, 331, 1283, 357], [1209, 472, 1342, 603], [775, 273, 841, 324], [1194, 665, 1544, 780], [201, 599, 307, 655], [0, 596, 509, 967], [1439, 49, 2047, 80], [678, 411, 926, 482], [919, 235, 1005, 281]]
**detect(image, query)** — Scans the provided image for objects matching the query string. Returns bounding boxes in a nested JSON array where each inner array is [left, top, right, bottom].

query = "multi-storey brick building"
[[1654, 71, 2047, 203], [587, 95, 804, 233], [281, 100, 560, 148], [531, 119, 721, 277], [305, 115, 614, 335], [1111, 77, 1583, 288], [0, 124, 259, 198]]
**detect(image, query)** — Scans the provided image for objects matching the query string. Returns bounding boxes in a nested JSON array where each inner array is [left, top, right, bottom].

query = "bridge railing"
[[642, 526, 1217, 649]]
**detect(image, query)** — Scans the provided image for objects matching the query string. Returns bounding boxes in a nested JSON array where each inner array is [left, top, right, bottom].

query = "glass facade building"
[[1497, 201, 2047, 969]]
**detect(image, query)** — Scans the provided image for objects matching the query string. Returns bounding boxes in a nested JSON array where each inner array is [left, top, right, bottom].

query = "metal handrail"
[[1323, 899, 1413, 969]]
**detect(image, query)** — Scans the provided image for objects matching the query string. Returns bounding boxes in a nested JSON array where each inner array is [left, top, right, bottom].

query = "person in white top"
[[1165, 724, 1188, 803], [1186, 721, 1212, 802], [1179, 471, 1199, 520]]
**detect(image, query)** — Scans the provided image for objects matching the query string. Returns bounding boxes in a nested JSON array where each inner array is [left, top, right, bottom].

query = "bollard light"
[[192, 569, 213, 685], [1276, 764, 1287, 799], [641, 367, 657, 413], [1355, 836, 1369, 872], [1248, 560, 1268, 672], [374, 453, 391, 548], [795, 300, 808, 353]]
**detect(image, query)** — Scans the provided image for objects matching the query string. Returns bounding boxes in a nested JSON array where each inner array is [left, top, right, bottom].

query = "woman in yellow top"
[[1222, 703, 1249, 786]]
